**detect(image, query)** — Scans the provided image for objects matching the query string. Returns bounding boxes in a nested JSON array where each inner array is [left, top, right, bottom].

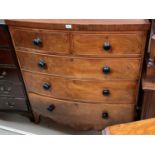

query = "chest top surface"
[[5, 19, 150, 31]]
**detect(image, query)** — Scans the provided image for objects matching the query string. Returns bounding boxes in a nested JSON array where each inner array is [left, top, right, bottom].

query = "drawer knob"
[[102, 112, 109, 119], [33, 38, 42, 46], [102, 89, 110, 96], [47, 104, 55, 112], [103, 66, 110, 74], [103, 42, 111, 51], [43, 83, 51, 90], [38, 60, 46, 69]]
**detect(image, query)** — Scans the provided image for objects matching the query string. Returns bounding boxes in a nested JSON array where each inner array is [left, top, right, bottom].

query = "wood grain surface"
[[6, 19, 150, 31], [29, 93, 135, 130], [16, 51, 141, 80], [10, 27, 70, 54], [72, 31, 146, 56], [22, 71, 138, 103], [10, 27, 147, 57], [104, 118, 155, 135]]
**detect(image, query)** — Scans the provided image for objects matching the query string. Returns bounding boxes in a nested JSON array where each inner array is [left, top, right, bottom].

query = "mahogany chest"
[[6, 19, 150, 130]]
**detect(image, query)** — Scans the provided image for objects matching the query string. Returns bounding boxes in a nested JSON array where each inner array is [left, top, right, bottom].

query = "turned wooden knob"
[[38, 60, 46, 69], [102, 112, 109, 119], [43, 83, 51, 90], [33, 38, 42, 46], [103, 66, 111, 74], [47, 104, 55, 112], [103, 42, 111, 51], [102, 89, 110, 96]]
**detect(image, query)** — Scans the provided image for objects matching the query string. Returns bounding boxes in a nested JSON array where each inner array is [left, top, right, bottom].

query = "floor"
[[0, 113, 101, 135]]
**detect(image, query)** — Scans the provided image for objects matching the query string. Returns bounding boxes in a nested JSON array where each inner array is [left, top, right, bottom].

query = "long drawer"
[[10, 27, 70, 54], [17, 51, 141, 80], [72, 32, 146, 56], [22, 71, 137, 103], [29, 93, 135, 130], [0, 97, 28, 111]]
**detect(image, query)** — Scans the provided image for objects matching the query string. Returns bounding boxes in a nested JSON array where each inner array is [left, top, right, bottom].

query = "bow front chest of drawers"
[[6, 20, 150, 130]]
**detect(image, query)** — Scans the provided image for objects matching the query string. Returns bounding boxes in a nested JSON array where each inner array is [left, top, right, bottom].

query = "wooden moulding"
[[5, 19, 150, 31]]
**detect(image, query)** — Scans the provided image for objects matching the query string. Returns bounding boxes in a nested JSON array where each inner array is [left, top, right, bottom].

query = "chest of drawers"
[[0, 23, 30, 113], [6, 19, 150, 130]]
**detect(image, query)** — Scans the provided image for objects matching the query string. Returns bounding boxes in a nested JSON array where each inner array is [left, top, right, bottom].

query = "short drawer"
[[0, 97, 28, 111], [10, 27, 70, 55], [0, 49, 15, 64], [0, 66, 20, 82], [29, 93, 135, 130], [23, 71, 137, 103], [17, 51, 141, 80], [0, 81, 25, 98], [72, 32, 146, 56]]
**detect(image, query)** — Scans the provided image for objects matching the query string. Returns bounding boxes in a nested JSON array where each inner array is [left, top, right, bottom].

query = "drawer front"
[[17, 51, 141, 80], [72, 32, 145, 56], [0, 67, 20, 82], [0, 49, 14, 64], [0, 81, 25, 98], [23, 71, 137, 103], [0, 25, 11, 48], [0, 97, 28, 111], [29, 93, 134, 130], [10, 27, 70, 54]]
